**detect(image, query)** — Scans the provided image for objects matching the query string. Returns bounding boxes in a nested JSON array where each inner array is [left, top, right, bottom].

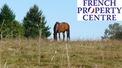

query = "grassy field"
[[0, 39, 122, 68]]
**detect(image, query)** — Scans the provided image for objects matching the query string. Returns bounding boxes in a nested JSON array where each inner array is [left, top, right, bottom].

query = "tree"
[[0, 4, 15, 23], [102, 23, 122, 40], [10, 21, 24, 38], [0, 4, 24, 39], [23, 5, 51, 38]]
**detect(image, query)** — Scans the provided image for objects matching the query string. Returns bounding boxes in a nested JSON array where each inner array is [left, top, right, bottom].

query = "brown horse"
[[53, 22, 70, 41]]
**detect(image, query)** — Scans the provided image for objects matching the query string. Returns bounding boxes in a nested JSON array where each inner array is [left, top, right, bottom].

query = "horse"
[[53, 22, 70, 41]]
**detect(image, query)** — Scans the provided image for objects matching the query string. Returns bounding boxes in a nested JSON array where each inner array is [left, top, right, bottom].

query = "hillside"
[[0, 39, 122, 68]]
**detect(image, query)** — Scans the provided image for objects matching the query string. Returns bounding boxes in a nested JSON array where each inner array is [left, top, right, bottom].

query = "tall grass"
[[0, 40, 2, 68], [0, 39, 122, 68]]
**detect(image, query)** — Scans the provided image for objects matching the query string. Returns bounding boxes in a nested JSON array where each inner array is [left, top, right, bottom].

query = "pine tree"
[[23, 5, 51, 38], [0, 4, 15, 23], [0, 4, 24, 39]]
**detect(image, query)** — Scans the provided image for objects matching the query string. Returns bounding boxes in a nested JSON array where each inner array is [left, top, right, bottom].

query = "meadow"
[[0, 39, 122, 68]]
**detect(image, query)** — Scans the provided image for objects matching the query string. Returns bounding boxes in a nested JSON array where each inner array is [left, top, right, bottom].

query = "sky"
[[0, 0, 122, 40]]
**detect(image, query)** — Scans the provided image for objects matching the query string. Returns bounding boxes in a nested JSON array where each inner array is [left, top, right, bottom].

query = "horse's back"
[[62, 22, 69, 26], [58, 22, 69, 32]]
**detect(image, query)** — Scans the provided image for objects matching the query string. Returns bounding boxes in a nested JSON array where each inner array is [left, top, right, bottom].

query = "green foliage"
[[102, 23, 122, 40], [0, 4, 24, 39], [0, 4, 15, 23], [0, 4, 51, 39], [23, 5, 51, 38], [10, 21, 24, 38]]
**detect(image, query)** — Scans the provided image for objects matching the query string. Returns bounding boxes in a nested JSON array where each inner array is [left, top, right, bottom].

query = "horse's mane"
[[53, 22, 59, 33]]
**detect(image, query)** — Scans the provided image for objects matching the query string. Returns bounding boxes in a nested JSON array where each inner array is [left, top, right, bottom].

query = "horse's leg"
[[59, 33, 60, 41], [67, 32, 68, 41], [66, 31, 68, 41], [68, 31, 70, 41], [53, 32, 57, 41], [63, 32, 65, 41], [67, 31, 70, 41]]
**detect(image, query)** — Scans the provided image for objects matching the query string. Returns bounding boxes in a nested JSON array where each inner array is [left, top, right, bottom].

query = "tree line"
[[102, 23, 122, 40], [0, 4, 51, 39]]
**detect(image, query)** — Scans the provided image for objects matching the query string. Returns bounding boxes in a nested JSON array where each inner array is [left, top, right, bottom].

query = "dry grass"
[[0, 39, 122, 68]]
